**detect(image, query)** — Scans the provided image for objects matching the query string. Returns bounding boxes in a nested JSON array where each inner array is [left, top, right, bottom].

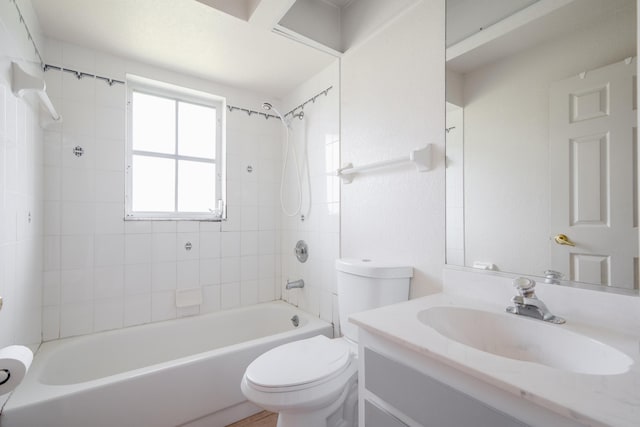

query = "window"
[[126, 76, 226, 220]]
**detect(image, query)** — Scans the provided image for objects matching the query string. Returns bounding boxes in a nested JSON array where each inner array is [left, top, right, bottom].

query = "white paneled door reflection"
[[550, 58, 639, 289]]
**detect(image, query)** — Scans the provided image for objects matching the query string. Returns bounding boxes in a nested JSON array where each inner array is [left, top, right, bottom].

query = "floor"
[[227, 411, 278, 427]]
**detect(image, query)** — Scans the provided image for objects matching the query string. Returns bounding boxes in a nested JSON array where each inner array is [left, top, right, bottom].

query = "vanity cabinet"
[[358, 329, 586, 427]]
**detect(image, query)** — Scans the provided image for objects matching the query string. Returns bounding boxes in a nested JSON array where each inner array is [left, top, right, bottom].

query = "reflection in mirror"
[[445, 0, 638, 291]]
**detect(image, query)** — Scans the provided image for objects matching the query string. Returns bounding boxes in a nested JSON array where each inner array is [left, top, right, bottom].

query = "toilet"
[[241, 258, 413, 427]]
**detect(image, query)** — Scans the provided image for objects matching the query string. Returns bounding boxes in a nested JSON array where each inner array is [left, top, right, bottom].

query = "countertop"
[[350, 293, 640, 427]]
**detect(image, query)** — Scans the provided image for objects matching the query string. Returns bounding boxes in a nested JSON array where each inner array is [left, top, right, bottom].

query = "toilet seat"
[[245, 335, 352, 392]]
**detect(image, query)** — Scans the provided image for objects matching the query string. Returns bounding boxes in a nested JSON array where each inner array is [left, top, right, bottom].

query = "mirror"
[[445, 0, 639, 291]]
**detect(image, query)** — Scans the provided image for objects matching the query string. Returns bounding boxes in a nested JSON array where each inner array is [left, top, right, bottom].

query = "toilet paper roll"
[[0, 345, 33, 395]]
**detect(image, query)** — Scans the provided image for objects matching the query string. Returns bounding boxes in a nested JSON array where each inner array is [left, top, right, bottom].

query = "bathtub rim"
[[4, 301, 333, 411]]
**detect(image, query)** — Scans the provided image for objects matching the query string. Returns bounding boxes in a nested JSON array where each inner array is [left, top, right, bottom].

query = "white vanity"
[[350, 267, 640, 427]]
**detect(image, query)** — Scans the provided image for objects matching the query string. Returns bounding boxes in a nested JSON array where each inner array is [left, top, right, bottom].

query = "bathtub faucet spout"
[[286, 279, 304, 290]]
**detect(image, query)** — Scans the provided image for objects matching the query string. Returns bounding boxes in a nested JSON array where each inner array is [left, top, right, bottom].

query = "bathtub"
[[0, 301, 332, 427]]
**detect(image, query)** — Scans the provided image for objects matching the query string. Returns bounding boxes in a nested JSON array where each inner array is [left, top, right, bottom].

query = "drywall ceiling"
[[30, 0, 336, 97]]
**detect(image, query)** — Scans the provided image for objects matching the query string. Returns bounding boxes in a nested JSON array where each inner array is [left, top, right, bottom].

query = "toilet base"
[[275, 376, 358, 427]]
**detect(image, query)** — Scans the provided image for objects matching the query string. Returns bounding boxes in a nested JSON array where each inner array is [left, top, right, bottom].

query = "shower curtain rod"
[[227, 86, 333, 121], [44, 64, 125, 86]]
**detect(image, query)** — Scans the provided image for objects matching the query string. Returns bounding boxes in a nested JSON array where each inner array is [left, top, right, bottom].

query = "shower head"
[[262, 102, 273, 111]]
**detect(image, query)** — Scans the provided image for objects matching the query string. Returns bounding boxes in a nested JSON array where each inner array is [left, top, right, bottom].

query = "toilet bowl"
[[241, 259, 413, 427], [241, 335, 358, 427]]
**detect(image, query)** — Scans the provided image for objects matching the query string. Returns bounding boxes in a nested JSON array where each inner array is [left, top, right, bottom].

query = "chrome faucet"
[[506, 277, 565, 324], [286, 279, 305, 290]]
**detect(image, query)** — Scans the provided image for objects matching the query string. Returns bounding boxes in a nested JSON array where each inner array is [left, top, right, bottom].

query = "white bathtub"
[[0, 301, 332, 427]]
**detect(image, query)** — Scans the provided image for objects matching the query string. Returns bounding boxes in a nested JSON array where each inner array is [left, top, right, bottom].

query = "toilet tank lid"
[[335, 259, 413, 279]]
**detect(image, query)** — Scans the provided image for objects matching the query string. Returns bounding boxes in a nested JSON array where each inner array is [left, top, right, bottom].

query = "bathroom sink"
[[417, 306, 633, 375]]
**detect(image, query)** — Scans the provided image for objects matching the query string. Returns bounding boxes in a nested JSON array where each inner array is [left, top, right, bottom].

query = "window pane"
[[132, 155, 175, 212], [177, 160, 215, 212], [178, 101, 216, 159], [132, 92, 176, 154]]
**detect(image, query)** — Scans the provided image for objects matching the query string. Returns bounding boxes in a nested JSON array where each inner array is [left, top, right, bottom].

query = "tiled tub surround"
[[0, 0, 44, 350], [279, 62, 340, 330], [2, 301, 332, 427], [41, 40, 286, 340], [350, 267, 640, 426]]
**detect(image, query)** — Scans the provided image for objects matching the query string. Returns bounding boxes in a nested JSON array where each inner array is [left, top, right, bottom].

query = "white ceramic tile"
[[152, 233, 177, 262], [221, 282, 240, 310], [199, 258, 221, 286], [258, 254, 276, 279], [94, 202, 125, 234], [241, 280, 259, 306], [176, 232, 199, 260], [62, 72, 95, 103], [240, 231, 258, 255], [42, 271, 61, 306], [62, 100, 95, 137], [258, 230, 276, 255], [93, 298, 124, 332], [61, 202, 95, 235], [201, 285, 221, 313], [199, 221, 221, 232], [61, 167, 94, 201], [95, 80, 126, 109], [124, 263, 151, 295], [43, 131, 62, 167], [177, 260, 199, 289], [221, 205, 241, 231], [95, 106, 125, 140], [61, 235, 94, 270], [241, 206, 259, 230], [221, 256, 241, 284], [94, 234, 124, 267], [60, 302, 93, 338], [42, 305, 60, 341], [44, 201, 61, 236], [60, 269, 93, 304], [258, 277, 276, 302], [152, 262, 177, 291], [221, 231, 241, 257], [43, 166, 61, 201], [177, 221, 199, 233], [199, 231, 221, 259], [152, 221, 177, 233], [61, 133, 94, 170], [151, 291, 176, 322], [94, 170, 124, 202], [240, 256, 258, 281], [124, 220, 152, 234], [125, 233, 151, 264], [93, 265, 124, 299], [124, 293, 151, 327]]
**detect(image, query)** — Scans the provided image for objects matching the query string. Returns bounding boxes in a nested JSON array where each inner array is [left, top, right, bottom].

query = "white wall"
[[280, 61, 340, 333], [341, 0, 446, 298], [0, 0, 44, 350], [463, 4, 636, 276], [41, 40, 284, 339]]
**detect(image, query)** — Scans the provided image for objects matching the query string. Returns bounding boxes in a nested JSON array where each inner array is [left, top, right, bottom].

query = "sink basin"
[[418, 306, 633, 375]]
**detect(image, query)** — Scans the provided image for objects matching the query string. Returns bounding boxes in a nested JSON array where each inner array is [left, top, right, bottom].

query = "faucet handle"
[[513, 277, 536, 297]]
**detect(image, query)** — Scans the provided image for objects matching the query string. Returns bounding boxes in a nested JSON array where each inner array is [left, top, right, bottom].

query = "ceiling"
[[30, 0, 337, 97]]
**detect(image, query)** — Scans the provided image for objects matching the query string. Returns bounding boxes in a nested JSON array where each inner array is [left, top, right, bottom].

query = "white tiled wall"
[[0, 0, 44, 349], [280, 62, 340, 332], [42, 40, 283, 340]]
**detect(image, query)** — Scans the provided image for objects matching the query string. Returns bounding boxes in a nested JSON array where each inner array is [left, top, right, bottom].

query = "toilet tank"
[[335, 259, 413, 343]]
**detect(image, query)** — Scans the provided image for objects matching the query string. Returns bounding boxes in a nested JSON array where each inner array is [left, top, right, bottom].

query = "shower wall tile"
[[42, 39, 283, 339], [280, 62, 340, 325]]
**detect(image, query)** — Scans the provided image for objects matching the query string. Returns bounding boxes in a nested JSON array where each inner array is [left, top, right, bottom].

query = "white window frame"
[[125, 75, 226, 221]]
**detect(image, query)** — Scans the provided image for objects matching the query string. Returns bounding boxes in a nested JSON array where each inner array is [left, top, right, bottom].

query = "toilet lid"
[[245, 335, 351, 389]]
